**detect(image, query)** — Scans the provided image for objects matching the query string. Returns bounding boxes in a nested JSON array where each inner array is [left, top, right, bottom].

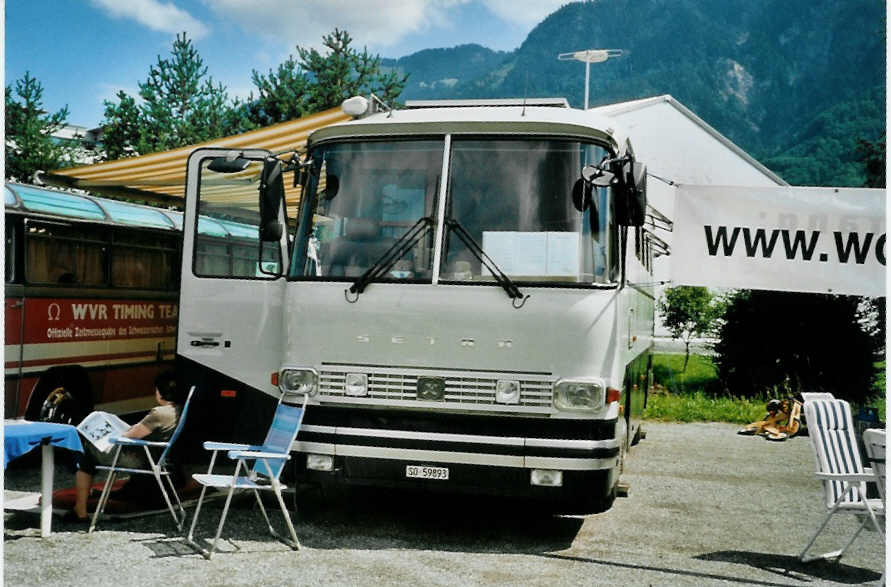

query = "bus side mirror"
[[616, 161, 647, 226], [259, 156, 285, 241]]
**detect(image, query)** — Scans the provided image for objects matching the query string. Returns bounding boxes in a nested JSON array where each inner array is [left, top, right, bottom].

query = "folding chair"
[[863, 428, 886, 502], [89, 385, 196, 533], [186, 393, 307, 559], [799, 396, 885, 563]]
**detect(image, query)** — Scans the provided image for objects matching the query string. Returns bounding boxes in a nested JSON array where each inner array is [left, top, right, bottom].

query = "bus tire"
[[631, 424, 646, 446], [26, 369, 93, 425]]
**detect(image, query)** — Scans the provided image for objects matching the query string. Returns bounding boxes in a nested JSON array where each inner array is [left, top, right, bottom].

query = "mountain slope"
[[390, 0, 885, 185]]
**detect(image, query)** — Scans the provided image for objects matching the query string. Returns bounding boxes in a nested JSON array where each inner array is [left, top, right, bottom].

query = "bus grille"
[[318, 366, 553, 409]]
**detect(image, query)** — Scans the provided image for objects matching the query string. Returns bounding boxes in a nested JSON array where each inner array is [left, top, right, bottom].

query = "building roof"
[[589, 94, 786, 186]]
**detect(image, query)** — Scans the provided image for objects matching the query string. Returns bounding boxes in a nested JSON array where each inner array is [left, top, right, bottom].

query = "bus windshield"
[[443, 138, 617, 285], [292, 137, 619, 286], [294, 140, 445, 281]]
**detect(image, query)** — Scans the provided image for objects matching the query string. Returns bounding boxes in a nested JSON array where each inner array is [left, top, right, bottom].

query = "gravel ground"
[[3, 422, 884, 586]]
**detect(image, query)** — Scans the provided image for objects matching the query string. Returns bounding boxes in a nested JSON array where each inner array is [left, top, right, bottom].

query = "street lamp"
[[558, 49, 625, 110]]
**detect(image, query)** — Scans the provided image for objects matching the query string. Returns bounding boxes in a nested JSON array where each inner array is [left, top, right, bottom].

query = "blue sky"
[[5, 0, 567, 127]]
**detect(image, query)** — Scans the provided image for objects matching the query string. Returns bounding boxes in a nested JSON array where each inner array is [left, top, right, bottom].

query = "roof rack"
[[404, 98, 569, 109]]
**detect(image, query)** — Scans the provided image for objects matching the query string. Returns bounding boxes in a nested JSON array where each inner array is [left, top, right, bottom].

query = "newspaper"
[[76, 411, 130, 454]]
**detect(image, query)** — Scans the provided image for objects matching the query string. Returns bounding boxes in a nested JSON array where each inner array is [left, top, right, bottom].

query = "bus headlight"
[[495, 380, 520, 404], [553, 379, 605, 412], [345, 373, 368, 396], [279, 368, 318, 396]]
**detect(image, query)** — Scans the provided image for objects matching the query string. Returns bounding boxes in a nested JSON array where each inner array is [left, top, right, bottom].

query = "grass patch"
[[646, 353, 762, 423], [647, 353, 886, 424], [651, 353, 720, 395], [644, 390, 767, 424]]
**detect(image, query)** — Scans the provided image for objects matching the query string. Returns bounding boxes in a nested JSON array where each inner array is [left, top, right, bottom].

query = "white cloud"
[[90, 0, 209, 39], [480, 0, 567, 26], [202, 0, 468, 50]]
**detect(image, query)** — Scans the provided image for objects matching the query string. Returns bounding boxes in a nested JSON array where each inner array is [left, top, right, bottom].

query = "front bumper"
[[291, 405, 620, 503]]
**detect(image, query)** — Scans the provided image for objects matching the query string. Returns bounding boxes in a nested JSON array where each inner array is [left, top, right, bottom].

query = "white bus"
[[178, 97, 658, 512]]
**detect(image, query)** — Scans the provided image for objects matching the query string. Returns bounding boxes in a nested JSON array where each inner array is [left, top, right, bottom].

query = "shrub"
[[712, 290, 878, 403]]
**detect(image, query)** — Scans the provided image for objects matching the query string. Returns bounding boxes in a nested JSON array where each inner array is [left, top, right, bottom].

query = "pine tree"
[[100, 33, 242, 159], [246, 29, 408, 126], [296, 29, 407, 112], [5, 72, 77, 181]]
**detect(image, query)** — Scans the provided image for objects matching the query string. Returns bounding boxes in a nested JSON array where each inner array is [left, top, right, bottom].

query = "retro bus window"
[[194, 157, 282, 278], [442, 138, 618, 285], [5, 218, 14, 283], [25, 222, 107, 285], [111, 232, 178, 289], [292, 140, 445, 280]]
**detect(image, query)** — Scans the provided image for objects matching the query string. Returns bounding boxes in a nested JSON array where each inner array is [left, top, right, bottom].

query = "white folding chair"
[[186, 393, 307, 559], [799, 397, 885, 563], [90, 386, 196, 532], [863, 428, 886, 502]]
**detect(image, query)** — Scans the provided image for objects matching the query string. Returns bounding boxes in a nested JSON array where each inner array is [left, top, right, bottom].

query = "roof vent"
[[404, 98, 569, 109]]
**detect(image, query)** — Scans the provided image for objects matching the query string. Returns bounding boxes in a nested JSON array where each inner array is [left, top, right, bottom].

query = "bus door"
[[179, 148, 290, 408], [5, 214, 25, 417]]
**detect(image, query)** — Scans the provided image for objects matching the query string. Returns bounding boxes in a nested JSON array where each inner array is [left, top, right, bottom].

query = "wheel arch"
[[24, 366, 94, 421]]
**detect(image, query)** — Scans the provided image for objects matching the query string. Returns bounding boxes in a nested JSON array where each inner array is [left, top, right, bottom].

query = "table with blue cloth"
[[4, 420, 83, 536]]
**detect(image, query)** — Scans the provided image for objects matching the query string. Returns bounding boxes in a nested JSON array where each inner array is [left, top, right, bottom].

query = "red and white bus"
[[4, 182, 183, 423]]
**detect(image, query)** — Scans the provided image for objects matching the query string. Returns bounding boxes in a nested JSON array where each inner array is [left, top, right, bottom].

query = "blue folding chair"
[[186, 393, 307, 559], [90, 386, 196, 532]]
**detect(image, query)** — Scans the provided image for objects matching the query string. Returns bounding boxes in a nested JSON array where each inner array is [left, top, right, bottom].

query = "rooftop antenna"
[[557, 49, 625, 109], [521, 71, 529, 117]]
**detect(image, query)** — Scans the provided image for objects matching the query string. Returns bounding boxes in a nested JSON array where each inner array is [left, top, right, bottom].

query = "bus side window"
[[112, 231, 177, 289], [25, 222, 107, 286], [5, 218, 14, 283], [194, 157, 282, 279]]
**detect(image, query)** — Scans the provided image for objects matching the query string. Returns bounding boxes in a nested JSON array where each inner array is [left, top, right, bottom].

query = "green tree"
[[247, 29, 408, 126], [713, 291, 877, 403], [5, 72, 78, 181], [857, 136, 885, 354], [101, 90, 144, 161], [100, 33, 242, 159], [248, 56, 310, 126], [298, 29, 407, 111], [658, 286, 720, 372]]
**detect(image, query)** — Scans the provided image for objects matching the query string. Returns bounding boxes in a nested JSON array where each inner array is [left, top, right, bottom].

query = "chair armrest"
[[227, 450, 290, 461], [815, 472, 877, 483], [110, 436, 168, 448], [203, 441, 256, 452]]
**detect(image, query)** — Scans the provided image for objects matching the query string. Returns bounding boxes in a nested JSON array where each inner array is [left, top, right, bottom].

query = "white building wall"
[[591, 96, 787, 338]]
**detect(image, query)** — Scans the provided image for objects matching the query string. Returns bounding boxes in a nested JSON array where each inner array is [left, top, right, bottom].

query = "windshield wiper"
[[346, 216, 434, 301], [445, 219, 530, 309]]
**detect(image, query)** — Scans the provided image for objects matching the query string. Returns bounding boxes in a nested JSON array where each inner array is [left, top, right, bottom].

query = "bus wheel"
[[32, 385, 89, 425]]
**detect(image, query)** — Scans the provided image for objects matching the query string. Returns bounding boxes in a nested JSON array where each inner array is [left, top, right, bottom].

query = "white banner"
[[672, 185, 886, 297]]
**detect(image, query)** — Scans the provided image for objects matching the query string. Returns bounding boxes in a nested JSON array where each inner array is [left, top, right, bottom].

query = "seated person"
[[65, 371, 182, 522]]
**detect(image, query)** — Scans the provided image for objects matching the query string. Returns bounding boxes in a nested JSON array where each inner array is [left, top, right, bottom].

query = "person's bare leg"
[[74, 470, 92, 518]]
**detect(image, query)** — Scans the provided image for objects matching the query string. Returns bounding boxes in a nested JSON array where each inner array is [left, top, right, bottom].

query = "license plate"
[[405, 465, 449, 480]]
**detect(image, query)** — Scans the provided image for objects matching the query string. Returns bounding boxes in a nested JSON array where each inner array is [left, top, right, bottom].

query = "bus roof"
[[5, 182, 257, 239], [309, 104, 629, 155]]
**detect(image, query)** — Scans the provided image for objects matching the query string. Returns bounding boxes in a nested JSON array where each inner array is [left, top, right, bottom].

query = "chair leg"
[[89, 470, 116, 533], [186, 485, 210, 543], [150, 467, 182, 530], [800, 508, 841, 562], [253, 488, 276, 536], [163, 473, 186, 527], [207, 483, 239, 559], [272, 486, 300, 550], [89, 446, 124, 533]]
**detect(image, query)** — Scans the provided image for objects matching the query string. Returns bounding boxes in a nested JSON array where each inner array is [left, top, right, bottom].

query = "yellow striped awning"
[[44, 107, 350, 208]]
